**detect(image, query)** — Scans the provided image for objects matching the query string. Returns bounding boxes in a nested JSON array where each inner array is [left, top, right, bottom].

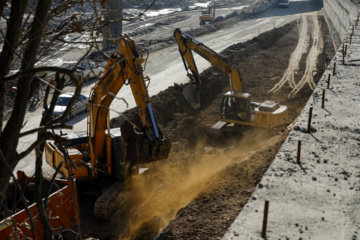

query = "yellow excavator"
[[199, 0, 216, 25], [174, 28, 288, 130], [44, 35, 171, 219]]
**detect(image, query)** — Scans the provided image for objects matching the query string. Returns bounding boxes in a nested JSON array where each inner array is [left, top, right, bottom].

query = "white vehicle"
[[279, 0, 289, 8], [76, 62, 104, 82], [51, 93, 88, 121]]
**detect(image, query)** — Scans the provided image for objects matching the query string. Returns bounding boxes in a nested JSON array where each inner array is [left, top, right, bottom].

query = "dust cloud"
[[114, 128, 273, 239]]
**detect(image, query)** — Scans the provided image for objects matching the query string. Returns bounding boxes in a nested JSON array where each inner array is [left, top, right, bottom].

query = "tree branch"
[[0, 149, 36, 239], [0, 67, 79, 83]]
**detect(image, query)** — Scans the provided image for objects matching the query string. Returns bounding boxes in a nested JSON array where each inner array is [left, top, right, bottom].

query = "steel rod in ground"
[[342, 45, 345, 64], [327, 74, 331, 89], [345, 45, 348, 57], [261, 200, 270, 238], [297, 141, 302, 164], [307, 107, 313, 133], [322, 89, 326, 108], [333, 62, 336, 75]]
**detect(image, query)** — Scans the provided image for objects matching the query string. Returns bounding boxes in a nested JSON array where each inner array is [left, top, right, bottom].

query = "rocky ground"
[[73, 11, 335, 240]]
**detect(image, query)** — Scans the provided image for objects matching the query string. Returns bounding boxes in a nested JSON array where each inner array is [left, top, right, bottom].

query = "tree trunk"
[[103, 0, 123, 48], [0, 0, 52, 238], [0, 2, 5, 16], [0, 0, 27, 140]]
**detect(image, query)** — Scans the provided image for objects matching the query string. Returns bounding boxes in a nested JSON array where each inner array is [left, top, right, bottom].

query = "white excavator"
[[199, 0, 217, 25]]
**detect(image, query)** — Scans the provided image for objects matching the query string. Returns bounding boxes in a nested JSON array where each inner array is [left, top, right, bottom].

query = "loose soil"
[[76, 13, 334, 240]]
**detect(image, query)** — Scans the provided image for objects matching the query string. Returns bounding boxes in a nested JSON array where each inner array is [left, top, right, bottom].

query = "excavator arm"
[[87, 35, 170, 176], [174, 28, 244, 102], [87, 44, 127, 174]]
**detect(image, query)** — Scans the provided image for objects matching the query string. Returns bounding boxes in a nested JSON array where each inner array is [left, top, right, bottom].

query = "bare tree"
[[0, 0, 156, 239]]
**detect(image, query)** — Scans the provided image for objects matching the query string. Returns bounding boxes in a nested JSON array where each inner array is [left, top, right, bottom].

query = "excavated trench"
[[77, 15, 334, 240]]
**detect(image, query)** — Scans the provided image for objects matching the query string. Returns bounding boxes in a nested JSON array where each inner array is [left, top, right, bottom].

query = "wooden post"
[[307, 107, 313, 133], [297, 141, 302, 164], [345, 45, 348, 57], [261, 200, 270, 238]]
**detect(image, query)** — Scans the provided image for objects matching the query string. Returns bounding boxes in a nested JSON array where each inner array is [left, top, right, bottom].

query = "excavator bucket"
[[148, 137, 171, 162], [131, 135, 171, 164], [183, 84, 200, 109], [121, 116, 171, 165]]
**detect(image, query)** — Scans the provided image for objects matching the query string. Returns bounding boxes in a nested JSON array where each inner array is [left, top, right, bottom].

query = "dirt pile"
[[87, 15, 335, 240]]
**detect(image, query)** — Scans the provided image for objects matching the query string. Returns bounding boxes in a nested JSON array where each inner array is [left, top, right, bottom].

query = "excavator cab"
[[221, 92, 252, 122]]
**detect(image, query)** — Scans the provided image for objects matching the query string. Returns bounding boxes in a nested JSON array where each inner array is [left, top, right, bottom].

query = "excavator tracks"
[[94, 181, 125, 219]]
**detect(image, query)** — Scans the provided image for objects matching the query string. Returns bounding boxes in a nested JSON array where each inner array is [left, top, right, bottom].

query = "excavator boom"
[[174, 28, 244, 108], [174, 28, 244, 93]]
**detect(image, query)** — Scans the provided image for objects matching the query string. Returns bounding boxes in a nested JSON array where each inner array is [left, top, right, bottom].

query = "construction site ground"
[[73, 10, 335, 240], [2, 1, 335, 239]]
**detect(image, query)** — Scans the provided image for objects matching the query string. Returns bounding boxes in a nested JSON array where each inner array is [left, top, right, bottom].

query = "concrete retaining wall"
[[323, 0, 359, 41]]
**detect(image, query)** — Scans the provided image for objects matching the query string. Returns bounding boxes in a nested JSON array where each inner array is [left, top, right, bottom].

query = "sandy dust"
[[114, 129, 272, 240]]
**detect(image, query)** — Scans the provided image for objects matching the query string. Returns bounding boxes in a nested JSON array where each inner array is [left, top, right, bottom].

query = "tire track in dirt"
[[269, 16, 310, 92], [269, 14, 324, 98], [290, 15, 323, 97]]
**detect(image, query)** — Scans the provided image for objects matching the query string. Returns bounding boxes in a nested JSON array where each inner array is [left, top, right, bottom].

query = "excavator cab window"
[[221, 96, 251, 122]]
